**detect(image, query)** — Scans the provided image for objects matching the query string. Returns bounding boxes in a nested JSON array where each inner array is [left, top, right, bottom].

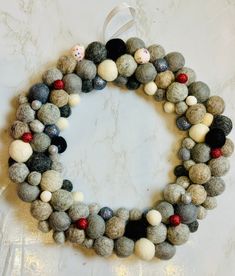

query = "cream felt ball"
[[134, 238, 155, 261], [9, 140, 33, 162], [98, 59, 118, 81], [144, 81, 157, 95], [146, 210, 162, 226]]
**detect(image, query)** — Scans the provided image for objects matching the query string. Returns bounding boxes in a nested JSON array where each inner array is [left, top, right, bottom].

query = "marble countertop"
[[0, 0, 235, 275]]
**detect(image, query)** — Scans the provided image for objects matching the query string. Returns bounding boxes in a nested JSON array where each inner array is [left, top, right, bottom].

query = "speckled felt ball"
[[155, 201, 174, 224], [37, 103, 60, 125], [189, 81, 210, 103], [206, 96, 225, 115], [10, 120, 30, 139], [182, 137, 196, 150], [16, 103, 35, 123], [50, 89, 69, 108], [134, 48, 150, 64], [191, 143, 211, 163], [61, 179, 73, 192], [105, 216, 125, 239], [30, 200, 53, 220], [86, 214, 105, 239], [82, 79, 93, 93], [116, 54, 137, 77], [176, 116, 192, 131], [148, 44, 165, 62], [209, 156, 230, 177], [115, 208, 129, 221], [189, 163, 211, 184], [66, 225, 85, 244], [93, 76, 107, 90], [167, 224, 190, 245], [98, 207, 113, 221], [155, 70, 174, 89], [30, 133, 51, 152], [59, 104, 72, 118], [49, 211, 71, 232], [106, 38, 126, 60], [153, 58, 168, 72], [76, 59, 97, 80], [186, 104, 206, 124], [188, 220, 199, 233], [222, 138, 234, 157], [205, 128, 226, 148], [63, 73, 82, 94], [42, 68, 63, 86], [94, 236, 114, 257], [166, 82, 188, 103], [26, 152, 52, 173], [115, 237, 134, 258], [135, 63, 157, 84], [68, 202, 89, 221], [147, 223, 167, 244], [28, 83, 50, 104], [85, 41, 107, 64], [155, 241, 176, 260], [165, 52, 185, 72], [50, 189, 73, 211], [204, 176, 225, 196], [51, 136, 67, 153], [126, 75, 141, 90], [40, 170, 63, 192], [126, 37, 145, 55], [17, 182, 40, 202], [174, 203, 198, 224], [163, 184, 185, 204], [57, 55, 77, 74], [187, 184, 207, 205], [176, 176, 190, 189], [9, 162, 29, 183], [129, 208, 142, 221], [211, 115, 233, 136]]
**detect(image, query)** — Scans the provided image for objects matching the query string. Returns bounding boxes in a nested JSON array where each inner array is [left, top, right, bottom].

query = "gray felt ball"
[[206, 96, 225, 115], [68, 202, 89, 221], [182, 137, 195, 150], [163, 184, 185, 205], [57, 55, 77, 74], [29, 120, 45, 133], [126, 37, 145, 55], [115, 237, 134, 257], [166, 82, 188, 103], [89, 203, 100, 215], [155, 241, 176, 260], [148, 44, 165, 62], [30, 133, 51, 152], [49, 211, 71, 232], [202, 196, 217, 210], [94, 236, 114, 257], [135, 63, 157, 84], [204, 177, 225, 196], [105, 216, 125, 239], [153, 89, 166, 102], [42, 68, 63, 86], [50, 189, 73, 211], [186, 104, 206, 124], [9, 162, 29, 183], [85, 41, 107, 64], [147, 223, 167, 244], [82, 238, 94, 249], [76, 59, 97, 80], [209, 157, 230, 177], [116, 54, 137, 77], [211, 115, 233, 136], [116, 208, 129, 221], [189, 81, 210, 103], [175, 101, 188, 115], [17, 182, 40, 202], [40, 170, 63, 192], [191, 143, 211, 163], [167, 224, 190, 245], [86, 214, 105, 239], [63, 73, 82, 94], [164, 52, 185, 72], [155, 201, 174, 224], [53, 231, 65, 244], [113, 75, 128, 87], [37, 103, 60, 125], [174, 203, 198, 224], [30, 200, 53, 220], [10, 120, 30, 139], [38, 220, 51, 233], [66, 225, 85, 244], [188, 220, 199, 233], [221, 138, 234, 157], [16, 103, 35, 123], [129, 208, 142, 221], [27, 171, 41, 186], [178, 148, 190, 161]]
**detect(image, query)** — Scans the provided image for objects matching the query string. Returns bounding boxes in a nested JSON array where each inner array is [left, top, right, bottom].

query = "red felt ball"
[[53, 80, 64, 90], [169, 214, 182, 226], [176, 73, 188, 84], [75, 218, 88, 230], [211, 148, 222, 158], [22, 132, 33, 143]]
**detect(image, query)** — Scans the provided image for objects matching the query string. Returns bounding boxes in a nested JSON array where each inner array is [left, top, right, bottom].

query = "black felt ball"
[[174, 165, 188, 177], [26, 152, 52, 173], [211, 115, 233, 136], [60, 105, 72, 118], [126, 75, 140, 90], [106, 38, 126, 60], [205, 128, 226, 148], [187, 220, 199, 233], [62, 179, 73, 192], [124, 217, 148, 241], [51, 136, 67, 153], [82, 79, 93, 93]]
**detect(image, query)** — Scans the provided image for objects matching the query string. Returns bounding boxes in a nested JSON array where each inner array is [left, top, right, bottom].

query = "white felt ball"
[[146, 210, 162, 226], [186, 95, 197, 106], [134, 48, 150, 64], [202, 113, 213, 127], [144, 82, 158, 96], [98, 59, 118, 81], [56, 117, 69, 131], [40, 190, 52, 202], [134, 238, 155, 261], [72, 191, 84, 202], [164, 102, 175, 113], [9, 140, 33, 162], [189, 123, 209, 143], [68, 94, 80, 107]]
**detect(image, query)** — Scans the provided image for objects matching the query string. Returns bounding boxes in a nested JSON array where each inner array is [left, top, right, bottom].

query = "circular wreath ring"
[[8, 37, 234, 261]]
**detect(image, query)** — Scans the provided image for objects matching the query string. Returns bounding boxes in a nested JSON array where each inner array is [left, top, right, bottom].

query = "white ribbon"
[[102, 3, 136, 42]]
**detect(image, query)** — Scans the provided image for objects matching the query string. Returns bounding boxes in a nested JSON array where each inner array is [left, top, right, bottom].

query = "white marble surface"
[[0, 0, 235, 275]]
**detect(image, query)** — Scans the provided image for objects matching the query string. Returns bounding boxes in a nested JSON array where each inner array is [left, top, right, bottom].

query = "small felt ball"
[[98, 207, 113, 221], [31, 200, 53, 221], [81, 79, 93, 93], [205, 128, 226, 148], [86, 214, 105, 239], [116, 54, 137, 77], [189, 123, 209, 143], [144, 81, 157, 96], [146, 210, 162, 226], [66, 225, 85, 244], [164, 102, 175, 113], [16, 103, 35, 123], [106, 38, 126, 60], [56, 117, 69, 131], [76, 59, 97, 80], [167, 224, 190, 245], [135, 63, 157, 84], [211, 148, 222, 159], [174, 165, 188, 177], [186, 103, 206, 124], [88, 203, 100, 215], [98, 59, 118, 81], [134, 238, 155, 261], [211, 115, 233, 136], [181, 193, 192, 204], [182, 137, 196, 150], [30, 133, 51, 152], [42, 68, 63, 86], [191, 143, 211, 163], [176, 73, 188, 84], [9, 162, 29, 183], [187, 184, 207, 205], [186, 95, 197, 106], [115, 237, 134, 257], [62, 179, 73, 192], [10, 120, 30, 139], [189, 163, 211, 184], [147, 223, 167, 244], [28, 83, 50, 104], [50, 89, 69, 107], [166, 82, 188, 103], [44, 124, 60, 138], [60, 104, 72, 118], [57, 55, 77, 74], [68, 94, 80, 107], [22, 132, 33, 143], [178, 147, 190, 161], [221, 138, 234, 157], [40, 190, 52, 202], [176, 176, 191, 189], [155, 241, 176, 260], [115, 208, 129, 221], [38, 220, 51, 233], [175, 67, 196, 86], [153, 89, 166, 102], [129, 208, 142, 221], [37, 103, 60, 125], [72, 191, 84, 202], [165, 52, 185, 72], [93, 236, 114, 257], [163, 184, 185, 204], [31, 100, 42, 111], [134, 48, 150, 64], [29, 119, 44, 133], [126, 75, 140, 90], [153, 58, 168, 72], [155, 201, 174, 224], [17, 182, 40, 202], [147, 44, 165, 62], [204, 176, 225, 196], [40, 170, 63, 192], [202, 112, 214, 127], [82, 238, 94, 249], [75, 218, 89, 230], [93, 75, 107, 90], [48, 145, 58, 155], [26, 152, 52, 173], [105, 216, 125, 239], [124, 218, 147, 241], [63, 73, 82, 94], [188, 220, 199, 233], [197, 206, 207, 220], [174, 203, 198, 224], [53, 231, 65, 244], [71, 44, 85, 62], [49, 211, 71, 232], [155, 70, 175, 89], [206, 96, 225, 115], [68, 202, 89, 221], [50, 189, 73, 211], [51, 136, 67, 153], [18, 94, 28, 104], [85, 41, 107, 64], [208, 156, 230, 177], [169, 214, 181, 226], [113, 75, 128, 87], [184, 159, 196, 170], [126, 37, 145, 55], [176, 116, 191, 131], [9, 140, 33, 162], [189, 81, 210, 103]]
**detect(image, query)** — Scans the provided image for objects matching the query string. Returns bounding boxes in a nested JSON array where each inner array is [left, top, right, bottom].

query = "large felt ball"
[[205, 128, 226, 148], [85, 41, 107, 64], [98, 59, 118, 81], [28, 83, 50, 104], [106, 38, 126, 60], [135, 63, 157, 84], [211, 115, 233, 136]]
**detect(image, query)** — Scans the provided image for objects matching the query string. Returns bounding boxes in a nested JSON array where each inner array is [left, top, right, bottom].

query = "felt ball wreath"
[[8, 37, 234, 261]]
